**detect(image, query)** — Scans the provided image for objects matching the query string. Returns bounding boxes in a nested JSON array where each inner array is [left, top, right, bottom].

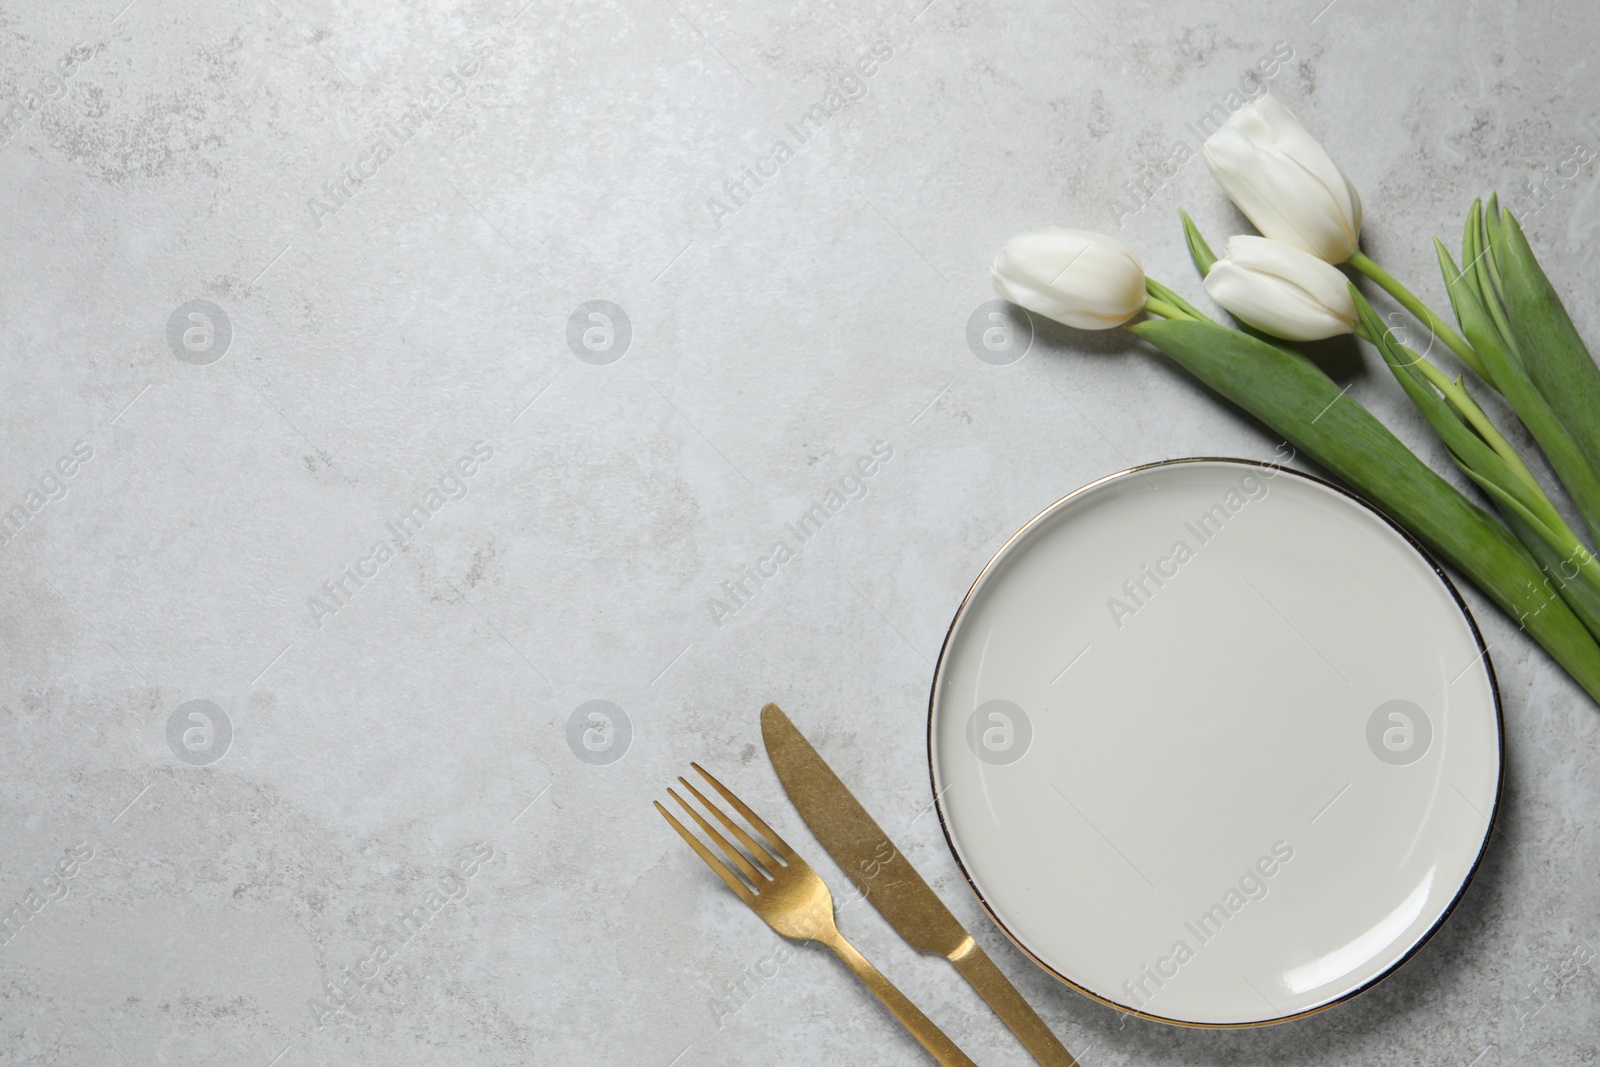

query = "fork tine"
[[654, 801, 756, 904], [678, 776, 780, 873], [667, 786, 769, 886], [691, 762, 794, 861]]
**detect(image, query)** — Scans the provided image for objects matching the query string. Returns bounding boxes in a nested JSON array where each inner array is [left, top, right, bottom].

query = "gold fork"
[[657, 763, 977, 1067]]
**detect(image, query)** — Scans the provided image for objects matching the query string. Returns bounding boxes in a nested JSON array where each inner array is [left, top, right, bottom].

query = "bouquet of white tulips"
[[991, 95, 1600, 704]]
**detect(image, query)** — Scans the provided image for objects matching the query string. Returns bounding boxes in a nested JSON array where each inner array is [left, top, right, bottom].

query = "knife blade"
[[761, 702, 1079, 1067]]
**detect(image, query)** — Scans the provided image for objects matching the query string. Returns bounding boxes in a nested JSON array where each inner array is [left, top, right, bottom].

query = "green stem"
[[1143, 295, 1188, 321], [1348, 249, 1489, 380], [1144, 278, 1214, 324], [1445, 381, 1548, 499], [1354, 322, 1541, 495]]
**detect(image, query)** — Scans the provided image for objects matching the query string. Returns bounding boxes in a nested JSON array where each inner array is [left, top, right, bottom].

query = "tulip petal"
[[1203, 250, 1354, 342], [1254, 97, 1354, 220], [1203, 96, 1362, 262], [991, 228, 1146, 330], [1224, 236, 1355, 316]]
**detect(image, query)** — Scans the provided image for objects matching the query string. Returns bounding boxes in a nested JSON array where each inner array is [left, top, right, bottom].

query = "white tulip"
[[991, 228, 1146, 330], [1203, 96, 1362, 263], [1203, 235, 1357, 341]]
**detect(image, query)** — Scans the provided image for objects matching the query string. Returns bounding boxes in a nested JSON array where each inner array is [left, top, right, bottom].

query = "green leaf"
[[1436, 243, 1600, 542], [1491, 208, 1600, 508], [1180, 210, 1218, 277], [1469, 471, 1600, 642], [1438, 241, 1523, 388], [1436, 239, 1502, 392], [1128, 316, 1600, 702], [1460, 199, 1488, 312], [1479, 221, 1519, 347], [1484, 191, 1503, 249], [1356, 288, 1568, 538], [1472, 211, 1520, 363]]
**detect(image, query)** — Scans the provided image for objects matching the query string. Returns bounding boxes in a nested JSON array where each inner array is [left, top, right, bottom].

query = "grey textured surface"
[[2, 0, 1598, 1063]]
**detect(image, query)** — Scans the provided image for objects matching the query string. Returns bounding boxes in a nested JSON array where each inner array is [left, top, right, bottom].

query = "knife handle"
[[816, 927, 978, 1067], [949, 938, 1079, 1067]]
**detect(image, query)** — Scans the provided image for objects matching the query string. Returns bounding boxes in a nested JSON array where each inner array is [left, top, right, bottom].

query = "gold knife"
[[761, 702, 1079, 1067]]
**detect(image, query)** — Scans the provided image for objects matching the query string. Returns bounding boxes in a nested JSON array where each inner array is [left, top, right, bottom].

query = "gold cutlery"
[[656, 762, 977, 1067], [762, 702, 1079, 1067]]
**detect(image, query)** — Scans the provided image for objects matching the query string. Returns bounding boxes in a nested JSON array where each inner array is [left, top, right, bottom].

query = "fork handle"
[[816, 928, 977, 1067]]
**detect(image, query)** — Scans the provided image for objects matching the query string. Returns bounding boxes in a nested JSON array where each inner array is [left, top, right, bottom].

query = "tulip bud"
[[1203, 236, 1357, 341], [991, 228, 1146, 330], [1203, 96, 1362, 263]]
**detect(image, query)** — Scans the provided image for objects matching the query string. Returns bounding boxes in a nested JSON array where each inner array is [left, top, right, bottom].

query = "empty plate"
[[928, 459, 1501, 1026]]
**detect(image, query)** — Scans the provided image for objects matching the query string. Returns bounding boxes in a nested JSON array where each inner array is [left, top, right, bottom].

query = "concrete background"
[[1, 0, 1597, 1063]]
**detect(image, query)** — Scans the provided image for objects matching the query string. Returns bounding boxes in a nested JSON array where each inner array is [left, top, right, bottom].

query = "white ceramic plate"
[[928, 459, 1501, 1027]]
